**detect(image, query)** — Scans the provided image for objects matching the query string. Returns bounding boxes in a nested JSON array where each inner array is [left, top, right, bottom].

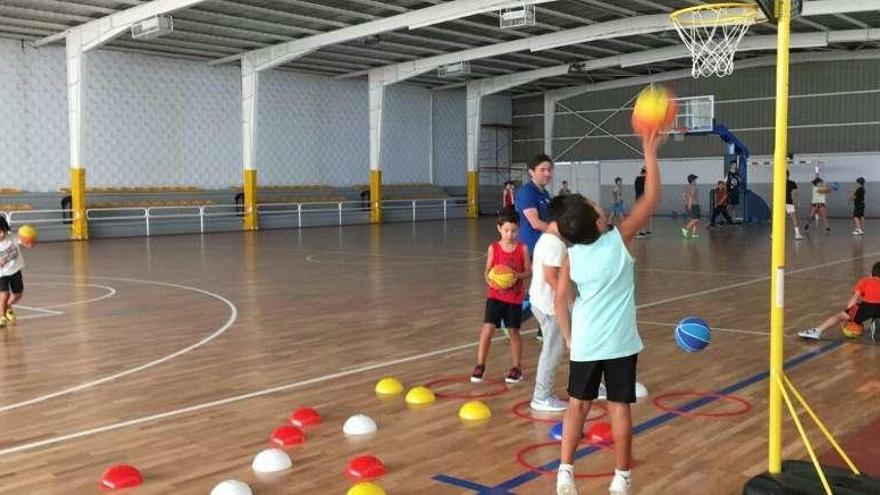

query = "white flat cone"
[[252, 448, 292, 473], [343, 414, 378, 436], [211, 480, 253, 495]]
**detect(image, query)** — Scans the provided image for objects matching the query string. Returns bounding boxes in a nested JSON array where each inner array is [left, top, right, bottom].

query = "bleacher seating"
[[0, 203, 33, 212]]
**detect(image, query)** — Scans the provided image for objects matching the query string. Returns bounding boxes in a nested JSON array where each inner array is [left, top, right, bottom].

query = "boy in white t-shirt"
[[528, 197, 569, 412], [0, 217, 28, 329]]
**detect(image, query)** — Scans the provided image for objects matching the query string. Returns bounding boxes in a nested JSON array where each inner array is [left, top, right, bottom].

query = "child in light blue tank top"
[[553, 131, 665, 495]]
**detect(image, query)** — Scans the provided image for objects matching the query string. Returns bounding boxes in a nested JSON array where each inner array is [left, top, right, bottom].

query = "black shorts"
[[848, 302, 880, 324], [689, 204, 701, 220], [0, 271, 23, 294], [728, 191, 740, 206], [485, 298, 522, 329], [568, 354, 638, 403], [853, 203, 865, 218]]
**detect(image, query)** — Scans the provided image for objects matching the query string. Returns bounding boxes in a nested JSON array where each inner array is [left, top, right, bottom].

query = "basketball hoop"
[[670, 3, 760, 78]]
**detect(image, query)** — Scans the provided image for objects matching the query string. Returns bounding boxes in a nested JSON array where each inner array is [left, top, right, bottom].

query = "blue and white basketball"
[[674, 317, 712, 352]]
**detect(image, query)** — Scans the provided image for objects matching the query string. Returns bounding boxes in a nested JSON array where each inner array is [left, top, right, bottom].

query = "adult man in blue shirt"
[[516, 154, 555, 255], [516, 154, 555, 342]]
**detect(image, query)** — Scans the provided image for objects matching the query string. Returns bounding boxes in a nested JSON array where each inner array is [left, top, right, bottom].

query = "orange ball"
[[842, 321, 863, 338], [632, 85, 677, 136], [17, 224, 37, 247]]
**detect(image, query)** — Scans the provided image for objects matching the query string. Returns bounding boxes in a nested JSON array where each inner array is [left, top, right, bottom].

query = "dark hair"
[[497, 207, 518, 227], [554, 194, 602, 245], [687, 174, 697, 183], [0, 216, 8, 232], [528, 154, 553, 171], [614, 177, 622, 183], [857, 177, 866, 186], [562, 180, 568, 185], [873, 262, 880, 277], [812, 177, 822, 186], [639, 167, 646, 174], [717, 180, 725, 186]]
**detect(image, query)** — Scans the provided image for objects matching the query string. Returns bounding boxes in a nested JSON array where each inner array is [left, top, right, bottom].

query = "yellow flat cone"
[[347, 482, 386, 495], [459, 400, 491, 421], [404, 386, 435, 405], [375, 377, 404, 395]]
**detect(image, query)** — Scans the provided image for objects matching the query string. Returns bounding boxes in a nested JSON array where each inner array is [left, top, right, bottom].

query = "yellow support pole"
[[467, 170, 479, 219], [769, 0, 792, 474], [370, 170, 383, 223], [70, 167, 88, 240], [243, 169, 258, 231]]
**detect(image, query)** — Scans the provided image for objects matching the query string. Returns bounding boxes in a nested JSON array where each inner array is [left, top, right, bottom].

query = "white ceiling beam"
[[35, 0, 208, 49], [801, 0, 880, 16], [543, 49, 880, 102], [238, 0, 559, 73], [357, 14, 671, 85], [446, 28, 880, 96]]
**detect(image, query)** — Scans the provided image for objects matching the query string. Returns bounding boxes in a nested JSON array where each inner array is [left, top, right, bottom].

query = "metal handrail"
[[4, 196, 467, 237]]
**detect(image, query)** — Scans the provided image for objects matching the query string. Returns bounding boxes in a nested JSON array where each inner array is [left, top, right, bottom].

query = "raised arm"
[[619, 132, 662, 243]]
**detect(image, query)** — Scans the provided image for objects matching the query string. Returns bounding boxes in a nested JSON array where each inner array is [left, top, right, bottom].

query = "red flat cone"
[[346, 455, 385, 481], [587, 421, 613, 445], [270, 425, 305, 447], [289, 407, 320, 427], [100, 464, 143, 490]]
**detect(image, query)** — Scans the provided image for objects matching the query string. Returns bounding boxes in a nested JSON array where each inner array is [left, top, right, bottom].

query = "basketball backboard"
[[669, 95, 715, 134], [754, 0, 802, 24]]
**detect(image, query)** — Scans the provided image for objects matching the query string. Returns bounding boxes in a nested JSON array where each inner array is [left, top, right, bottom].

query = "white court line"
[[638, 320, 778, 337], [12, 283, 117, 316], [1, 250, 875, 457], [0, 328, 537, 457], [637, 267, 760, 278], [0, 276, 237, 415], [13, 305, 63, 315], [635, 250, 880, 311], [41, 283, 117, 309]]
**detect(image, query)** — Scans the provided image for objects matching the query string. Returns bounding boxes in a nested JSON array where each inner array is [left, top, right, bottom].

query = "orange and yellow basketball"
[[631, 85, 677, 137], [17, 224, 37, 247], [488, 264, 517, 290], [841, 321, 863, 338]]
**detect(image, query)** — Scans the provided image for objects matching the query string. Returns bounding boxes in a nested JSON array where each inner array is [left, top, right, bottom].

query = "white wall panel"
[[382, 84, 431, 184], [432, 89, 467, 186]]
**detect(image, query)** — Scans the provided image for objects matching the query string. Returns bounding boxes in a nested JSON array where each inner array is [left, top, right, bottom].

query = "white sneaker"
[[609, 472, 631, 494], [531, 396, 568, 412], [853, 229, 861, 236], [798, 328, 822, 340], [557, 466, 578, 495], [795, 233, 804, 240]]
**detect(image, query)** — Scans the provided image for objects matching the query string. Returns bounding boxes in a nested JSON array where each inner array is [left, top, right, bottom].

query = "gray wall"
[[513, 59, 880, 162]]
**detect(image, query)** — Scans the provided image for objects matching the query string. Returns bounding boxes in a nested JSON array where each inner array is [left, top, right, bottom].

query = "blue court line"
[[435, 340, 843, 494]]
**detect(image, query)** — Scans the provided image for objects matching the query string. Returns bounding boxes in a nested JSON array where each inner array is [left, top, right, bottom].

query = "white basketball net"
[[671, 5, 758, 78]]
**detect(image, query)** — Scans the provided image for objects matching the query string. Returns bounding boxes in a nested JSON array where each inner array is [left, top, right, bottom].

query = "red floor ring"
[[512, 399, 608, 423], [516, 441, 619, 479], [423, 376, 509, 399], [652, 391, 752, 418]]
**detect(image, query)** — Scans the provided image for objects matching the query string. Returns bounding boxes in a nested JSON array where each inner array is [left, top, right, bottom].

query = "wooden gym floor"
[[0, 217, 877, 494]]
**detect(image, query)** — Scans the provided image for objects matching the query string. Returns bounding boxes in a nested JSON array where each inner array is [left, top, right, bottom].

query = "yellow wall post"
[[467, 170, 479, 218], [243, 169, 258, 231], [70, 167, 88, 240], [370, 170, 383, 223], [769, 0, 792, 474]]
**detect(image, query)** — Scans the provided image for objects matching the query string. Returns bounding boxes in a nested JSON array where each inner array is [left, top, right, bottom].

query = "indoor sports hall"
[[0, 1, 878, 494]]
